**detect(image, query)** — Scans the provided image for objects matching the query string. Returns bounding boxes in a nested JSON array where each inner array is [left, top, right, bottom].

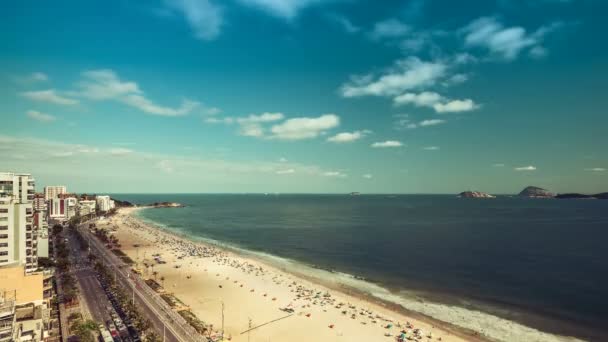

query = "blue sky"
[[1, 0, 606, 194]]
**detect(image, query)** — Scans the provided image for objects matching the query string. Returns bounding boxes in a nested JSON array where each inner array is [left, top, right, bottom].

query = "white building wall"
[[0, 173, 36, 272], [96, 196, 112, 212], [43, 186, 66, 201]]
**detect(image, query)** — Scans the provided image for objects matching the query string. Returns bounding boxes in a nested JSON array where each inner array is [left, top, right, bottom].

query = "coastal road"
[[65, 231, 113, 324], [77, 222, 203, 342]]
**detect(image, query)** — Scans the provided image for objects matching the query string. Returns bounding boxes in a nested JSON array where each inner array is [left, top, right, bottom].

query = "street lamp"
[[197, 298, 225, 340]]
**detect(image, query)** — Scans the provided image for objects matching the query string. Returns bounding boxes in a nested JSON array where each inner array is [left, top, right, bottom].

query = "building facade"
[[0, 173, 37, 273], [78, 200, 96, 216], [42, 186, 66, 201], [96, 195, 114, 212]]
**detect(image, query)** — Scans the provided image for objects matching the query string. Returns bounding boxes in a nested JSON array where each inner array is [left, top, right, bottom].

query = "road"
[[65, 233, 113, 324], [76, 223, 204, 342]]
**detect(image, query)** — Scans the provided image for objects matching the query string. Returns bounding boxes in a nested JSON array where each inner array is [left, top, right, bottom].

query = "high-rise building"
[[0, 172, 38, 273], [32, 195, 48, 259], [96, 195, 114, 212], [78, 200, 96, 216], [43, 186, 66, 201]]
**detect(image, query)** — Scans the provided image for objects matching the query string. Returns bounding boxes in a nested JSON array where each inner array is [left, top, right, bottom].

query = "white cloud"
[[423, 146, 439, 150], [394, 91, 442, 107], [444, 73, 469, 86], [156, 160, 175, 173], [419, 119, 446, 127], [433, 99, 478, 113], [362, 174, 373, 179], [328, 14, 360, 33], [327, 130, 369, 143], [270, 114, 339, 140], [21, 89, 79, 105], [205, 117, 234, 124], [164, 0, 223, 40], [52, 151, 74, 158], [515, 165, 536, 171], [529, 46, 548, 59], [279, 157, 288, 162], [239, 124, 264, 137], [370, 19, 410, 39], [394, 92, 478, 113], [323, 171, 347, 177], [236, 112, 284, 124], [122, 94, 199, 116], [237, 0, 327, 19], [77, 147, 100, 153], [341, 57, 447, 97], [276, 168, 295, 175], [26, 110, 56, 123], [462, 17, 559, 60], [79, 69, 199, 116], [493, 163, 505, 167], [28, 72, 49, 82], [109, 148, 134, 156], [371, 140, 403, 148], [585, 168, 606, 172]]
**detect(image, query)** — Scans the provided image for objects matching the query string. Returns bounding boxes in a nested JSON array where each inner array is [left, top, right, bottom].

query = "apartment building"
[[96, 195, 114, 212], [0, 172, 37, 273], [42, 186, 66, 201], [0, 266, 51, 342]]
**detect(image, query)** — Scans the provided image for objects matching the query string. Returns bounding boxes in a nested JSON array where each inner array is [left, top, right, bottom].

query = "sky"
[[1, 0, 607, 194]]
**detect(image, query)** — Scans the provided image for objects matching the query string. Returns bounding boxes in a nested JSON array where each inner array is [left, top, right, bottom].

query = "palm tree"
[[145, 332, 161, 342], [160, 276, 165, 288], [152, 271, 158, 281]]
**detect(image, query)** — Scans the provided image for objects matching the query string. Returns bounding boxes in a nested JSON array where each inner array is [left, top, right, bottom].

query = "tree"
[[145, 331, 161, 342], [52, 224, 63, 236], [71, 319, 97, 342], [160, 276, 165, 288], [152, 271, 158, 281]]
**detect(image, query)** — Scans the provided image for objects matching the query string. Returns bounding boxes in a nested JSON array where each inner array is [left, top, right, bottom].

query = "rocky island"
[[149, 201, 185, 208], [518, 186, 555, 198], [459, 191, 496, 198]]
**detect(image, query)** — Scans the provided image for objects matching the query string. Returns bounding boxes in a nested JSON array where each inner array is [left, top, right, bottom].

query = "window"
[[0, 226, 7, 230], [0, 234, 7, 239], [0, 209, 7, 213], [0, 243, 7, 247], [0, 251, 8, 256]]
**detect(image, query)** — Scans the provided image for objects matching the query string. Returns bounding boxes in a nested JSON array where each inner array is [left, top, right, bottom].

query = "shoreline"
[[100, 207, 585, 342]]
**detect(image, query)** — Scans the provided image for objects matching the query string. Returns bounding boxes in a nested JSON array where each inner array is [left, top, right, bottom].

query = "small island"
[[459, 191, 496, 198], [149, 202, 185, 208], [518, 186, 554, 198]]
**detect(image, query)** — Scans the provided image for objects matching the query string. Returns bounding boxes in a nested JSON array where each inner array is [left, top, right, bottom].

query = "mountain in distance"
[[519, 186, 555, 198]]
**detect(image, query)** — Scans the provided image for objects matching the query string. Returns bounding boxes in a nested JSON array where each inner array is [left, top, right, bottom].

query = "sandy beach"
[[95, 207, 481, 342]]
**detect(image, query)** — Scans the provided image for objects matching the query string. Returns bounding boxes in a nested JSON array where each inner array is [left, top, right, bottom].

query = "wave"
[[134, 208, 586, 342]]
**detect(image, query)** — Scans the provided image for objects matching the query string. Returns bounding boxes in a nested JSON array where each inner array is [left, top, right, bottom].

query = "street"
[[76, 222, 203, 342]]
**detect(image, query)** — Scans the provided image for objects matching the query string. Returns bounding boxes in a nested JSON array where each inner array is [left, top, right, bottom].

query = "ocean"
[[111, 194, 608, 341]]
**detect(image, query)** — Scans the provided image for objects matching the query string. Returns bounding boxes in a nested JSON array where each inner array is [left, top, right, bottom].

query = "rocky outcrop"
[[459, 191, 496, 198], [518, 186, 554, 198], [149, 202, 185, 208]]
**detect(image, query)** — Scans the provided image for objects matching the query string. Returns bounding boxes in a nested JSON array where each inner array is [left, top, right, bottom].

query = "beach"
[[95, 207, 480, 342]]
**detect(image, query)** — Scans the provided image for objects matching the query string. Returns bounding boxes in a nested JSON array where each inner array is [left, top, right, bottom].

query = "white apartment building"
[[0, 172, 38, 273], [78, 200, 96, 216], [47, 197, 78, 221], [42, 186, 66, 201], [96, 195, 114, 212]]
